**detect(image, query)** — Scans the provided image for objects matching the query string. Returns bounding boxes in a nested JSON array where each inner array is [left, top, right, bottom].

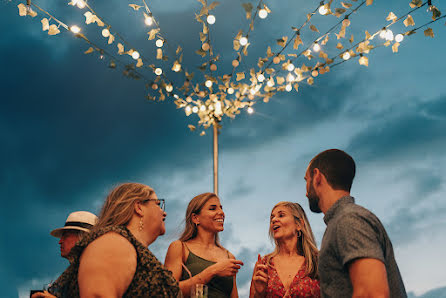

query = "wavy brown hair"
[[265, 201, 319, 279], [179, 192, 222, 247], [94, 183, 155, 231]]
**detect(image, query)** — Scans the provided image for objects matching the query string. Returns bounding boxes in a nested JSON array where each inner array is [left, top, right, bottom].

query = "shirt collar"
[[323, 196, 355, 225]]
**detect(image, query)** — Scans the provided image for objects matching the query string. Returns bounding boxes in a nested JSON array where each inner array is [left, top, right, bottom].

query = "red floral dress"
[[262, 256, 320, 298]]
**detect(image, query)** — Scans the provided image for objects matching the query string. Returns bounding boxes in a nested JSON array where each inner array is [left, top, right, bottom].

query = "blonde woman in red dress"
[[250, 202, 320, 298]]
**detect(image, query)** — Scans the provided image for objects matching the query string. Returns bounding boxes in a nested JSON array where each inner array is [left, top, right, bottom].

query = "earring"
[[139, 217, 144, 231], [297, 230, 302, 237]]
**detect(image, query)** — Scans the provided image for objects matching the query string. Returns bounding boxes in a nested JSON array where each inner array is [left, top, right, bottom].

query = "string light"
[[154, 68, 162, 75], [214, 101, 222, 116], [247, 107, 254, 114], [131, 51, 140, 60], [342, 51, 351, 60], [186, 96, 192, 102], [155, 39, 164, 47], [259, 9, 268, 19], [232, 60, 239, 67], [70, 25, 81, 34], [312, 70, 319, 77], [166, 84, 173, 92], [257, 74, 265, 82], [144, 16, 153, 26], [287, 63, 295, 71], [207, 15, 216, 24], [285, 84, 292, 92], [318, 5, 328, 15], [239, 37, 248, 46], [192, 106, 199, 113], [205, 80, 213, 88], [385, 29, 394, 41], [202, 43, 210, 51], [227, 87, 234, 94], [313, 43, 321, 52], [210, 64, 217, 71], [379, 28, 387, 39], [395, 33, 404, 43], [287, 73, 295, 82], [101, 28, 110, 37], [267, 79, 274, 87], [185, 106, 192, 114]]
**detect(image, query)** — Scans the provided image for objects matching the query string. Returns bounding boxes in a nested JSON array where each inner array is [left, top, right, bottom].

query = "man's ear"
[[313, 168, 322, 185]]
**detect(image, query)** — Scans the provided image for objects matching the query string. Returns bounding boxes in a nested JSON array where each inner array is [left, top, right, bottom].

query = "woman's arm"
[[228, 252, 238, 298], [78, 232, 137, 298]]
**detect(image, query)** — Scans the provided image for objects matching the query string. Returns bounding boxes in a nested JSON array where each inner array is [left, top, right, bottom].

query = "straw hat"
[[50, 211, 98, 238]]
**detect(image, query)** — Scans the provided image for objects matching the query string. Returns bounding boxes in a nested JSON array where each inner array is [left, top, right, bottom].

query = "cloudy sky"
[[1, 0, 445, 297]]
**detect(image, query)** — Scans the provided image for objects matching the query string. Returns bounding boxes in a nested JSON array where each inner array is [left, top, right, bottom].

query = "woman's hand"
[[211, 258, 244, 277], [251, 254, 268, 297], [30, 290, 56, 298]]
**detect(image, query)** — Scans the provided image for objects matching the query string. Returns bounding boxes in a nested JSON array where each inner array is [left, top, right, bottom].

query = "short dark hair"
[[309, 149, 356, 192]]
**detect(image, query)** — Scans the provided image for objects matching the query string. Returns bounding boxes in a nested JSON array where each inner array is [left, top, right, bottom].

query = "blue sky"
[[1, 0, 445, 297]]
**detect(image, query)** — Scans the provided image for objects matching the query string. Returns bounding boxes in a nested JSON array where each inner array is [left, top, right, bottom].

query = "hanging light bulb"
[[70, 25, 81, 34], [312, 70, 319, 77], [173, 94, 179, 99], [287, 73, 295, 82], [205, 80, 213, 88], [227, 87, 234, 94], [379, 28, 387, 39], [199, 105, 206, 112], [102, 28, 110, 37], [239, 37, 248, 46], [155, 39, 164, 47], [287, 63, 295, 72], [155, 68, 162, 75], [247, 107, 254, 114], [131, 51, 140, 60], [145, 16, 153, 26], [259, 9, 268, 19], [385, 29, 394, 41], [185, 106, 192, 114], [250, 88, 257, 95], [76, 0, 85, 9], [207, 15, 216, 24], [192, 106, 199, 113], [210, 64, 217, 71], [257, 74, 265, 82], [342, 51, 351, 60], [202, 43, 210, 51], [166, 85, 173, 92], [232, 60, 239, 68], [285, 84, 292, 92], [319, 5, 328, 15], [313, 43, 321, 52], [214, 101, 222, 116], [267, 79, 274, 87], [395, 33, 404, 43]]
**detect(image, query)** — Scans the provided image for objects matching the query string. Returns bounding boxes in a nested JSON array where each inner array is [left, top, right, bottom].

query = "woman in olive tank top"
[[165, 193, 244, 297]]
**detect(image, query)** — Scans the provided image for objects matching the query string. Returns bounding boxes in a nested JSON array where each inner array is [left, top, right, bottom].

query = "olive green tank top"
[[180, 243, 233, 297]]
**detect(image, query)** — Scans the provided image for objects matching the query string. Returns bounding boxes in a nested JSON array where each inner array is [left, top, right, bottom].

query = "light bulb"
[[102, 28, 110, 37], [227, 87, 234, 94], [77, 0, 85, 9], [285, 84, 292, 92], [342, 18, 351, 27], [192, 106, 199, 113], [385, 29, 394, 41], [342, 51, 350, 60], [273, 56, 280, 64], [313, 43, 321, 52], [319, 5, 328, 15], [207, 15, 216, 24], [131, 51, 140, 60], [173, 63, 181, 72], [200, 105, 206, 111], [155, 68, 162, 75], [185, 106, 192, 113], [267, 79, 274, 87], [395, 33, 404, 43], [155, 39, 164, 47], [239, 37, 248, 46], [287, 63, 295, 72], [247, 107, 254, 114], [259, 9, 268, 19], [173, 94, 179, 99], [214, 101, 222, 115], [145, 16, 153, 26], [287, 73, 295, 82], [186, 96, 192, 102], [257, 74, 265, 82], [205, 80, 213, 88], [202, 43, 210, 51], [210, 64, 217, 71], [166, 85, 173, 92], [379, 29, 387, 39], [250, 88, 256, 95], [312, 70, 319, 77], [70, 26, 81, 34]]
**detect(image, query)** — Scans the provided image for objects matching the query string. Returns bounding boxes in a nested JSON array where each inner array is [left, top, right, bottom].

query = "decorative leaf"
[[307, 77, 314, 85], [277, 36, 288, 47], [28, 7, 37, 17], [336, 43, 344, 49], [18, 4, 27, 16], [359, 56, 369, 66], [431, 6, 441, 21], [188, 124, 196, 131], [392, 42, 400, 53], [365, 30, 372, 40], [129, 4, 143, 10], [136, 58, 143, 67], [176, 46, 182, 55], [117, 43, 124, 54], [267, 46, 274, 57], [341, 2, 352, 9], [84, 47, 94, 54], [41, 18, 49, 31], [108, 34, 115, 44], [424, 28, 434, 38], [208, 1, 220, 10], [409, 0, 422, 8], [404, 15, 415, 27], [242, 3, 253, 19], [148, 28, 160, 40], [48, 24, 60, 35], [366, 0, 373, 6], [334, 8, 346, 17], [195, 48, 207, 57], [109, 60, 116, 68], [386, 12, 397, 22], [236, 72, 245, 81], [200, 131, 206, 136], [293, 35, 302, 50], [309, 25, 319, 32], [156, 48, 163, 59]]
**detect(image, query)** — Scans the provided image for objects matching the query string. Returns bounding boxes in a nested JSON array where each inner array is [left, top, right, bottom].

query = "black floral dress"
[[49, 225, 180, 297]]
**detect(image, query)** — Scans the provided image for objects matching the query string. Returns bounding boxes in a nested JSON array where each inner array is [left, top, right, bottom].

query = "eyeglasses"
[[142, 198, 165, 211]]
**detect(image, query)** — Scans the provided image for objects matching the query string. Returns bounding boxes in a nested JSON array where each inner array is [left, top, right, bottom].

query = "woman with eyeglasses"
[[36, 182, 180, 298], [165, 193, 244, 297], [250, 202, 320, 298]]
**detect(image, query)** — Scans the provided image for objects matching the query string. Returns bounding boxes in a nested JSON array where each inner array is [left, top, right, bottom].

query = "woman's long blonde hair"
[[179, 192, 222, 247], [94, 182, 154, 231], [265, 201, 319, 279]]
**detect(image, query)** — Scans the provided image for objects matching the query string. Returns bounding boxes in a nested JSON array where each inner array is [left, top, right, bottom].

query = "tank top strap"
[[181, 242, 193, 278]]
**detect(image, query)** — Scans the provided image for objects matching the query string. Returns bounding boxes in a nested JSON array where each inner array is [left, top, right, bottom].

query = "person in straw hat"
[[50, 211, 98, 261]]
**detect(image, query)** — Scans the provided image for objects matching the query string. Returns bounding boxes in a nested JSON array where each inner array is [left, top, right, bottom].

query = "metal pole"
[[213, 123, 218, 195]]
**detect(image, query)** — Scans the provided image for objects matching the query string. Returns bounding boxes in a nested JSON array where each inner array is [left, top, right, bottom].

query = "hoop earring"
[[297, 230, 302, 238], [139, 217, 144, 231]]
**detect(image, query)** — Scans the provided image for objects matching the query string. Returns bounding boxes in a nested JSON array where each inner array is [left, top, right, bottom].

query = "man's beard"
[[307, 181, 322, 213]]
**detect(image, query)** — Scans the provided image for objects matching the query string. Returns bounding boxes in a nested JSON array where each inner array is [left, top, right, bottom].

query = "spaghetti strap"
[[182, 242, 191, 252], [181, 242, 193, 278]]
